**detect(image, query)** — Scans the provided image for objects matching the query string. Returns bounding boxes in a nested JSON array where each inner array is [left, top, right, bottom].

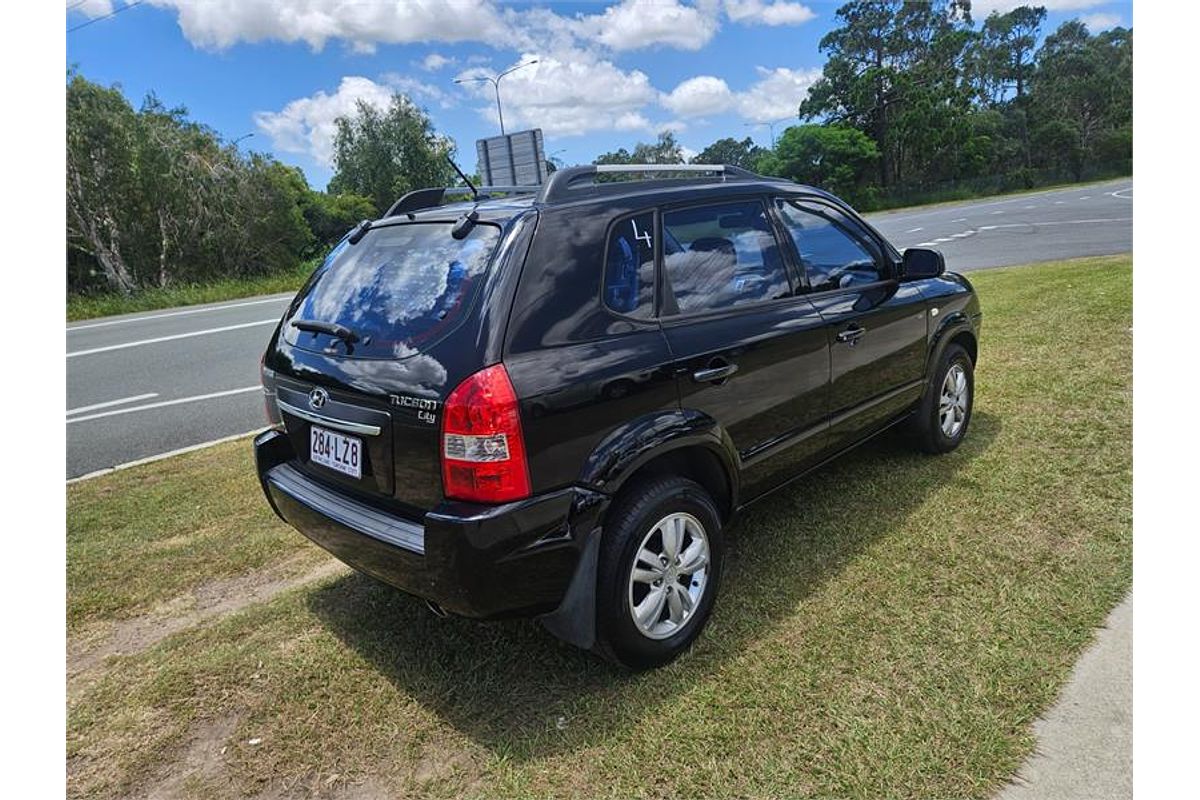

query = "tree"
[[968, 5, 1046, 104], [301, 191, 377, 254], [757, 124, 879, 202], [1029, 21, 1132, 179], [595, 131, 686, 165], [66, 72, 140, 293], [67, 70, 315, 294], [799, 1, 973, 187], [690, 136, 766, 169], [328, 94, 458, 213]]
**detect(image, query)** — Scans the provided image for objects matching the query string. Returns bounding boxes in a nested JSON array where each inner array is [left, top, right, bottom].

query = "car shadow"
[[306, 411, 1001, 761]]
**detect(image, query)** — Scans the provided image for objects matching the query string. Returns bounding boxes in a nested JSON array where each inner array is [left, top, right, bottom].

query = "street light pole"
[[231, 132, 254, 147], [455, 60, 538, 136], [744, 118, 792, 148]]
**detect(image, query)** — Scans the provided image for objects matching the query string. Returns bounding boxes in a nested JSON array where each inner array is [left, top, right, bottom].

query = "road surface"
[[66, 179, 1132, 478]]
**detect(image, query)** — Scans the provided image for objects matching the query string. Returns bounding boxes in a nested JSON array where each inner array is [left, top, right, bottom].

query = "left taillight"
[[260, 352, 281, 427], [440, 363, 531, 503]]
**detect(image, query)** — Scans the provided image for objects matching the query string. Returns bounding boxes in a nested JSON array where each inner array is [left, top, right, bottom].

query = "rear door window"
[[661, 200, 790, 315], [603, 212, 655, 319], [284, 222, 500, 359]]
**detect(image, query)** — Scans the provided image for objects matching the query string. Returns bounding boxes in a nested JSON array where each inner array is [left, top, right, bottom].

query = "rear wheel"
[[911, 343, 974, 453], [595, 476, 723, 670]]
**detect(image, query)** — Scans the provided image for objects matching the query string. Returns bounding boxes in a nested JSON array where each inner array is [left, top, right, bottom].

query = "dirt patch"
[[133, 714, 241, 800], [68, 556, 346, 688]]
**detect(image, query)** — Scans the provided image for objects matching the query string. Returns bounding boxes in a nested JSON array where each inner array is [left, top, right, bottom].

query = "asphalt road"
[[65, 178, 1132, 478]]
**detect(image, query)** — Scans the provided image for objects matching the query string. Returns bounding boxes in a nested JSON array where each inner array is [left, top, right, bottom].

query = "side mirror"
[[901, 248, 945, 279]]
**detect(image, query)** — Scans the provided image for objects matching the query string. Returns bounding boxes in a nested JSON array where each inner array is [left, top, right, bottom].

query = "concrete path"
[[997, 594, 1132, 800]]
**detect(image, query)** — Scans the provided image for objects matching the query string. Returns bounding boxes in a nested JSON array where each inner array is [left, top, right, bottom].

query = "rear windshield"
[[284, 222, 501, 359]]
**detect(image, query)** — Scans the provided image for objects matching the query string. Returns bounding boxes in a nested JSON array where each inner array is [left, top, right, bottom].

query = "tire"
[[911, 342, 974, 454], [595, 476, 723, 670]]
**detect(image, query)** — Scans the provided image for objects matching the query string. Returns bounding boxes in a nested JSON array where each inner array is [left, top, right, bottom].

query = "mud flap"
[[537, 526, 601, 650]]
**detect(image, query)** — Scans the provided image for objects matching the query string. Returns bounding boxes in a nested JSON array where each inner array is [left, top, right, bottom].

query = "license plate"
[[309, 425, 362, 479]]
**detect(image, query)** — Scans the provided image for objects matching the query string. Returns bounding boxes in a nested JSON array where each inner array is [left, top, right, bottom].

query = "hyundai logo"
[[308, 388, 329, 410]]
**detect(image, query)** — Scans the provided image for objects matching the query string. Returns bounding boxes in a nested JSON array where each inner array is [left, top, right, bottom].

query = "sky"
[[66, 0, 1133, 191]]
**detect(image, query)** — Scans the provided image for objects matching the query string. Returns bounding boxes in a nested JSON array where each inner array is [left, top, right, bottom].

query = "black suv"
[[255, 164, 981, 670]]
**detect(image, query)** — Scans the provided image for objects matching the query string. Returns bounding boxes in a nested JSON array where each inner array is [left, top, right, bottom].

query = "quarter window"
[[661, 201, 790, 315], [775, 200, 883, 292], [603, 212, 655, 318]]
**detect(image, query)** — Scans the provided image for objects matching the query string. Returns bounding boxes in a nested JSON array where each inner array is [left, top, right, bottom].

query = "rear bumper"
[[254, 428, 607, 619]]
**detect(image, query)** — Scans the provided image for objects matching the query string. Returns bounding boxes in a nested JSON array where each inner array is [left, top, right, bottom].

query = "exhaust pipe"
[[425, 599, 448, 618]]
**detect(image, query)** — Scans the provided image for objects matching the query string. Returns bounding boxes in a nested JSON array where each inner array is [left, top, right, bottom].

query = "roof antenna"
[[446, 155, 478, 202]]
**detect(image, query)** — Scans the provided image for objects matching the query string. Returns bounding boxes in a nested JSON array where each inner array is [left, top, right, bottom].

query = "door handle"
[[692, 360, 739, 384], [836, 325, 867, 344]]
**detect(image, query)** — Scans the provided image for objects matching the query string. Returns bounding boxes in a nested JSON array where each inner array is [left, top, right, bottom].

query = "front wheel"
[[910, 342, 974, 453], [595, 476, 723, 670]]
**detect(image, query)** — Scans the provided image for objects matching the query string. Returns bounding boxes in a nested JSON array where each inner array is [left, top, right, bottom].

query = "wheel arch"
[[927, 313, 978, 380], [579, 408, 739, 523]]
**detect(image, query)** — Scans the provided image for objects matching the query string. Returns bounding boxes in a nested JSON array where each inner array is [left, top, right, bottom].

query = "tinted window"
[[661, 201, 789, 315], [775, 200, 882, 292], [604, 212, 655, 318], [284, 222, 500, 359]]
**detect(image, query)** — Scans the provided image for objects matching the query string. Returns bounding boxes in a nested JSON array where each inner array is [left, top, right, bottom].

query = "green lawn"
[[66, 254, 1132, 799]]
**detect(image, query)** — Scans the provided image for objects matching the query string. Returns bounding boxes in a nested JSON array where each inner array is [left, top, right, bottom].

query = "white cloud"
[[614, 112, 654, 132], [574, 0, 721, 51], [420, 53, 454, 71], [73, 0, 115, 15], [76, 1, 739, 54], [723, 0, 816, 26], [662, 76, 736, 118], [662, 66, 820, 125], [138, 0, 511, 51], [1080, 12, 1122, 31], [454, 51, 659, 137], [735, 66, 821, 122], [971, 0, 1105, 15], [254, 75, 446, 166]]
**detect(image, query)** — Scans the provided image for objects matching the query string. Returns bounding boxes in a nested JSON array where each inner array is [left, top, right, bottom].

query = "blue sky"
[[66, 1, 1132, 191]]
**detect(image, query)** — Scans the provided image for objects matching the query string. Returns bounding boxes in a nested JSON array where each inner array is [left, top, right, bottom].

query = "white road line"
[[975, 217, 1129, 234], [916, 241, 938, 247], [1024, 205, 1037, 209], [66, 386, 261, 424], [67, 393, 159, 416], [906, 227, 923, 233], [952, 217, 967, 222], [67, 295, 292, 332], [951, 232, 972, 238], [66, 319, 278, 359], [865, 181, 1130, 224], [992, 210, 1005, 214], [1079, 196, 1091, 200], [1055, 200, 1066, 204], [67, 427, 267, 484], [1110, 188, 1133, 199], [932, 237, 953, 243]]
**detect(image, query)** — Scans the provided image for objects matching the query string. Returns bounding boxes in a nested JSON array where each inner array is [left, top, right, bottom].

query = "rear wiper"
[[290, 318, 360, 343]]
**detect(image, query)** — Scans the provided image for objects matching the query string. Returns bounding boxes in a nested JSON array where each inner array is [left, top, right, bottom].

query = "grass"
[[65, 254, 1132, 799], [66, 260, 317, 322], [66, 439, 325, 633]]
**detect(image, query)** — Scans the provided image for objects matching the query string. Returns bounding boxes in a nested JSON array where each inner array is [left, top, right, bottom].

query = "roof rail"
[[385, 184, 539, 217], [537, 163, 758, 204]]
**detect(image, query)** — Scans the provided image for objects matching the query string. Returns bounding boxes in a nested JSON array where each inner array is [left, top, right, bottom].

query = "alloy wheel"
[[627, 512, 710, 640]]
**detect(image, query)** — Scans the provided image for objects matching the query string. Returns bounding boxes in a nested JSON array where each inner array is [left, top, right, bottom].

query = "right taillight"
[[440, 364, 531, 503]]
